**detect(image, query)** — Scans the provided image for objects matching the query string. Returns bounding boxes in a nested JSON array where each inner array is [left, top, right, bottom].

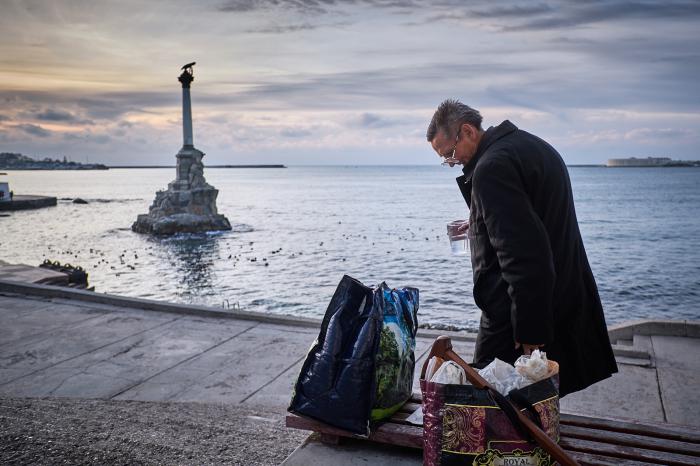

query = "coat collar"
[[455, 120, 518, 208], [461, 120, 518, 182]]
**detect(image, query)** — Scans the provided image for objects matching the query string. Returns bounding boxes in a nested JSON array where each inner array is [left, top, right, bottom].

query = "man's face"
[[431, 124, 480, 166]]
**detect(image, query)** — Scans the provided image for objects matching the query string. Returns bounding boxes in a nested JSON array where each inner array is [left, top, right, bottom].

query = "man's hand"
[[456, 221, 469, 233], [515, 342, 544, 355]]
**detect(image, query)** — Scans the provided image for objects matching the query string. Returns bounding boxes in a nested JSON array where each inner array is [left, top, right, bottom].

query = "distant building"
[[607, 157, 672, 167], [606, 157, 699, 167], [0, 173, 10, 202]]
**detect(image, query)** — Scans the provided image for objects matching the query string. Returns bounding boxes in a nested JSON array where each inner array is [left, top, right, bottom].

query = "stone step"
[[633, 334, 654, 353], [614, 355, 653, 367], [611, 343, 651, 360]]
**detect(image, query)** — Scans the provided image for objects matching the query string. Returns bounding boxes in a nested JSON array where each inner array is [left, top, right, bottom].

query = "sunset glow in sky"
[[1, 0, 699, 165]]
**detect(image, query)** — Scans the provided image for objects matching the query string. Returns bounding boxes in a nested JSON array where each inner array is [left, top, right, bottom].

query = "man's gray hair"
[[426, 99, 483, 141]]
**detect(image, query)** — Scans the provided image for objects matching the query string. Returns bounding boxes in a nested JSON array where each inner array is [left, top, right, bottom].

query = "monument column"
[[178, 65, 195, 148], [131, 61, 231, 235]]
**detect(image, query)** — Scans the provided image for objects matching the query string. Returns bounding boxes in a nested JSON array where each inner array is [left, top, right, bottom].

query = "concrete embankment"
[[0, 280, 698, 464]]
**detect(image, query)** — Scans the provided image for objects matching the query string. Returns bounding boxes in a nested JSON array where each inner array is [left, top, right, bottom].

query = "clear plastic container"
[[447, 220, 469, 256]]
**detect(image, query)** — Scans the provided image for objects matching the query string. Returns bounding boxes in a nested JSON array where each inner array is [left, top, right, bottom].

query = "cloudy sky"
[[1, 0, 699, 165]]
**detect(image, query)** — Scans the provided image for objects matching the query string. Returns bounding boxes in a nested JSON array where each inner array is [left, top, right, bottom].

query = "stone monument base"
[[131, 145, 231, 236], [132, 212, 231, 235]]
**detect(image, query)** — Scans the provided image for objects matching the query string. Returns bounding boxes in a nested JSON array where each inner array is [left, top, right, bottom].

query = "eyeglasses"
[[441, 128, 461, 166]]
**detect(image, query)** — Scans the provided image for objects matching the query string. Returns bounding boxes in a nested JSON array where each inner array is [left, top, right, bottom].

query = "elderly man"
[[427, 99, 617, 396]]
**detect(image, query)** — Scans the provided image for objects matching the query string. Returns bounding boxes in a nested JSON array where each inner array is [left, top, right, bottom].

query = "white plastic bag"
[[424, 356, 444, 382], [431, 360, 467, 385], [477, 358, 530, 395], [514, 349, 550, 383]]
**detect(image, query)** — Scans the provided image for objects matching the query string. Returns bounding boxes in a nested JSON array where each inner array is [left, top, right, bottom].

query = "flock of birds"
[[39, 224, 453, 317], [42, 225, 447, 282]]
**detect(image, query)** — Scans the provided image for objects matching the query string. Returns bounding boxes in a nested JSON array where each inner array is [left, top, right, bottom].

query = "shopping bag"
[[288, 275, 418, 436], [372, 282, 419, 421], [421, 337, 578, 466]]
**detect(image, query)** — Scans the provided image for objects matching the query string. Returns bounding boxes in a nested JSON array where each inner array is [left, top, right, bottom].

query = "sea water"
[[2, 166, 699, 330]]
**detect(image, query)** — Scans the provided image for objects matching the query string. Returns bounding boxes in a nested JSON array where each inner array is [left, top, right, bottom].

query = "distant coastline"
[[0, 152, 108, 170], [109, 165, 287, 169], [0, 152, 287, 170]]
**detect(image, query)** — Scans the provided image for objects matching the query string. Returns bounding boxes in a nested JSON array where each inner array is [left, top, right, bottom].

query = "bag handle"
[[508, 388, 545, 431], [421, 336, 580, 466]]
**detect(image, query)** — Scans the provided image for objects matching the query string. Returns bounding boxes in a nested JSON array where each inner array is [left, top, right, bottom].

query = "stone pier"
[[0, 195, 57, 211]]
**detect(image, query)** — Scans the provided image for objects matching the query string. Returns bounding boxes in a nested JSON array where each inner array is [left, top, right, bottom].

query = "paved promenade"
[[0, 280, 698, 463], [0, 290, 317, 407]]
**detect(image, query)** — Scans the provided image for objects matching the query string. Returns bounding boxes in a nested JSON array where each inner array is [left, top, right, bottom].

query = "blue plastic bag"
[[288, 275, 419, 436]]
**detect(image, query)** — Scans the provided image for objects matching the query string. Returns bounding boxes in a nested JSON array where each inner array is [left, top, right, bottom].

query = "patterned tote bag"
[[420, 337, 577, 466]]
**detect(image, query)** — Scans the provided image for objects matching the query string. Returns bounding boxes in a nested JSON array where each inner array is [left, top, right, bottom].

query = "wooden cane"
[[421, 336, 580, 466]]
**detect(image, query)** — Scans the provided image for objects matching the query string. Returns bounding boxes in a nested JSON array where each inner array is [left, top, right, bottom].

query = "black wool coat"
[[457, 120, 617, 396]]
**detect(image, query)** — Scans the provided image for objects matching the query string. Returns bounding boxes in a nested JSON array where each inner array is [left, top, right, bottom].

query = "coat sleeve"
[[471, 155, 556, 345]]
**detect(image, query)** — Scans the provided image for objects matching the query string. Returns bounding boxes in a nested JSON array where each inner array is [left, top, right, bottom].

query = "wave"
[[59, 198, 144, 203], [232, 224, 254, 233]]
